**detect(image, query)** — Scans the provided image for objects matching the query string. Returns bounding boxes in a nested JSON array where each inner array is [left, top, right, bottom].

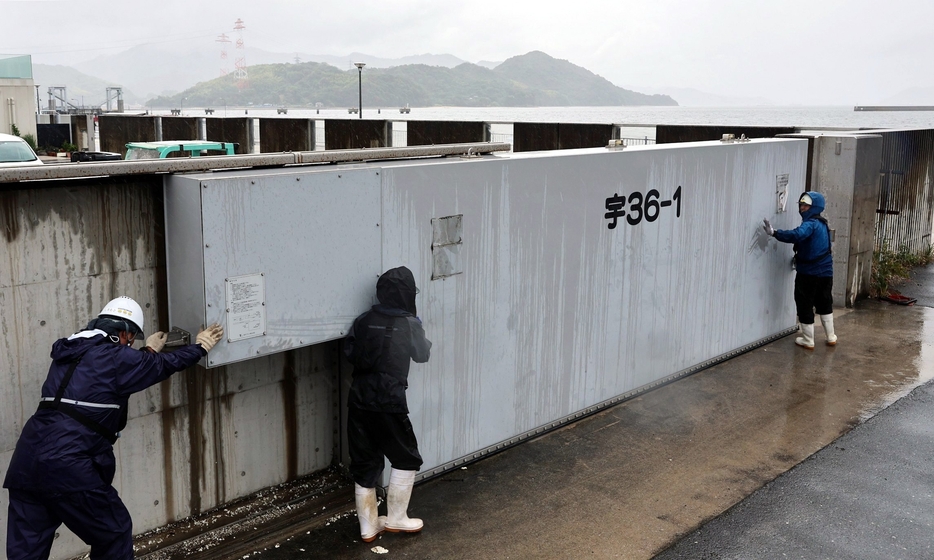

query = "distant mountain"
[[71, 44, 473, 99], [33, 64, 142, 108], [628, 86, 774, 107], [147, 51, 676, 108], [477, 60, 503, 70], [285, 51, 469, 71], [493, 51, 675, 106], [73, 43, 220, 100]]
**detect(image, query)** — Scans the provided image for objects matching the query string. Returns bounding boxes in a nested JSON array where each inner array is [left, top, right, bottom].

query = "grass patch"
[[870, 243, 934, 298]]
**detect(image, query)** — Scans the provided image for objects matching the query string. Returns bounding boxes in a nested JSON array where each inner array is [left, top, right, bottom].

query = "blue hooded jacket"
[[3, 331, 205, 493], [774, 191, 833, 277]]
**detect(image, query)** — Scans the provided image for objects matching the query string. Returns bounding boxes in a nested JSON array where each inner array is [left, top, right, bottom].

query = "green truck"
[[124, 141, 238, 160]]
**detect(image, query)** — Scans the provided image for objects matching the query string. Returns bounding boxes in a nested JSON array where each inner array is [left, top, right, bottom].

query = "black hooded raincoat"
[[344, 266, 431, 414]]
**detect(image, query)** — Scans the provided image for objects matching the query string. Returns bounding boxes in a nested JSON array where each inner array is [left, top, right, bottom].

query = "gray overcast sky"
[[2, 0, 933, 105]]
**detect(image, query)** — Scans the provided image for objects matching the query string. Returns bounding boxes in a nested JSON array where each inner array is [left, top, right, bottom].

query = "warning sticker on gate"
[[225, 273, 266, 342]]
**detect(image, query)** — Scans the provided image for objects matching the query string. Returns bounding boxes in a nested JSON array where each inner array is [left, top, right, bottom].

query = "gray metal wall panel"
[[378, 140, 806, 473], [166, 168, 383, 367], [1, 178, 339, 559], [164, 175, 206, 349], [874, 129, 934, 254]]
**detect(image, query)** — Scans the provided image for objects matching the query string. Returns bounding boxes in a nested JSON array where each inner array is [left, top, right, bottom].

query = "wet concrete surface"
[[898, 262, 934, 308], [652, 375, 934, 560], [221, 295, 934, 559]]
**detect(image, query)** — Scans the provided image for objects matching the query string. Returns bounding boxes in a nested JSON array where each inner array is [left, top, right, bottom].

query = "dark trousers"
[[348, 407, 423, 488], [6, 486, 133, 560], [794, 273, 834, 324]]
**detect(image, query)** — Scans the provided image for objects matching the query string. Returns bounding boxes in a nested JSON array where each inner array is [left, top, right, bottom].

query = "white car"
[[0, 132, 43, 167]]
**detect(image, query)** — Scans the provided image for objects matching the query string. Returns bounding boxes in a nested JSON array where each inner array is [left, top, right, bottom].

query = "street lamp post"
[[354, 62, 365, 119]]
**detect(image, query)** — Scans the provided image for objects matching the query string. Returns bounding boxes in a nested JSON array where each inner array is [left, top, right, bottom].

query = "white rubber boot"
[[354, 483, 385, 542], [819, 314, 838, 346], [795, 323, 815, 349], [381, 468, 423, 533]]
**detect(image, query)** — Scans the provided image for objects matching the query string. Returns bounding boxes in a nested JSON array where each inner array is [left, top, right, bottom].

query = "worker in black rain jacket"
[[4, 296, 224, 560], [763, 191, 837, 349], [344, 266, 432, 542]]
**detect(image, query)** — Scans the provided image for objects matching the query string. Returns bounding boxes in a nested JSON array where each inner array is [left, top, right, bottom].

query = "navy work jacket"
[[3, 330, 205, 493], [774, 192, 833, 277]]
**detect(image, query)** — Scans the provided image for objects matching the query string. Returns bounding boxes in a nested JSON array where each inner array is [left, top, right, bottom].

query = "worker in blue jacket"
[[763, 191, 837, 349], [4, 296, 223, 560]]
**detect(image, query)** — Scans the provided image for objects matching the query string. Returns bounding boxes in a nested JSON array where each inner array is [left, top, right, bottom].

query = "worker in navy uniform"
[[344, 266, 432, 542], [763, 191, 837, 349], [4, 296, 224, 560]]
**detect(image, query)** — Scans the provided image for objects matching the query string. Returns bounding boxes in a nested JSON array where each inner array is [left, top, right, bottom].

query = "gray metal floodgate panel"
[[378, 139, 807, 476], [166, 168, 382, 367]]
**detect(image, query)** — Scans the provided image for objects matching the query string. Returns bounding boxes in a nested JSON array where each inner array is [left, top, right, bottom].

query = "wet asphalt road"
[[652, 378, 934, 560], [225, 267, 934, 560]]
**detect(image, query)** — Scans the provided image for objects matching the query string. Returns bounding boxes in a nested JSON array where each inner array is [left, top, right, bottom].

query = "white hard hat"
[[799, 193, 813, 206], [99, 296, 145, 335]]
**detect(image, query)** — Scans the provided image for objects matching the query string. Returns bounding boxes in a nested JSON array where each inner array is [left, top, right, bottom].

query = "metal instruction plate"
[[225, 273, 266, 342]]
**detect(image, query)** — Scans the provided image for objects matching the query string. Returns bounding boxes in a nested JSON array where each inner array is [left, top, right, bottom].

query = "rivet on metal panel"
[[241, 471, 246, 476], [207, 304, 211, 307], [340, 331, 344, 335], [296, 177, 300, 181], [154, 500, 159, 506], [338, 175, 341, 178], [40, 320, 46, 326], [256, 350, 260, 355], [251, 181, 255, 184], [205, 244, 210, 248], [202, 184, 207, 189]]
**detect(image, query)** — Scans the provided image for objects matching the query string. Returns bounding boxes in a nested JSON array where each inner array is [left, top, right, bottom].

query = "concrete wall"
[[0, 78, 38, 139], [406, 121, 489, 146], [71, 114, 94, 151], [807, 135, 883, 307], [206, 117, 252, 154], [99, 115, 158, 155], [656, 125, 798, 144], [324, 119, 388, 150], [161, 116, 199, 141], [513, 123, 616, 152], [259, 118, 315, 152], [0, 178, 339, 559]]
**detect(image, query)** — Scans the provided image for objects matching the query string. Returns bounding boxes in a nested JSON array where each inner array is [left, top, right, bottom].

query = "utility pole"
[[354, 62, 365, 119]]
